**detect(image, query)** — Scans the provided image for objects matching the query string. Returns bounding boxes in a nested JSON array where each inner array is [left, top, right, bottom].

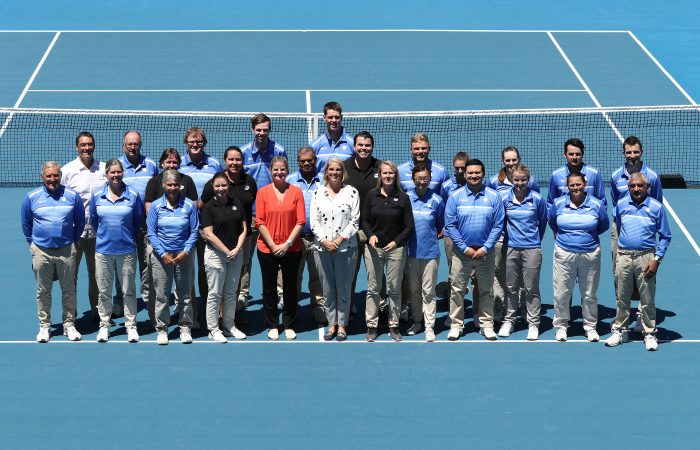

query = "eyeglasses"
[[298, 159, 315, 165], [414, 177, 431, 183]]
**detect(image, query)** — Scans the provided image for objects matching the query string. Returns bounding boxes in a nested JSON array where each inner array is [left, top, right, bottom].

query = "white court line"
[[317, 327, 324, 342], [0, 339, 696, 344], [28, 88, 587, 93], [0, 29, 631, 34], [549, 31, 700, 255], [0, 31, 60, 139]]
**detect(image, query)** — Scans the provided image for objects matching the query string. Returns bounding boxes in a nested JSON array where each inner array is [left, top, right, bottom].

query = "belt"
[[617, 248, 655, 257]]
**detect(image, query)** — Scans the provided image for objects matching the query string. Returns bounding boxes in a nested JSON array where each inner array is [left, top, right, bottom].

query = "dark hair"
[[453, 151, 469, 165], [623, 135, 642, 151], [411, 162, 431, 180], [159, 147, 181, 165], [211, 172, 230, 185], [223, 145, 243, 161], [498, 146, 521, 184], [297, 146, 316, 160], [564, 138, 585, 154], [251, 113, 271, 129], [354, 131, 374, 146], [323, 101, 342, 116], [75, 131, 95, 146], [465, 158, 486, 175], [566, 172, 586, 185]]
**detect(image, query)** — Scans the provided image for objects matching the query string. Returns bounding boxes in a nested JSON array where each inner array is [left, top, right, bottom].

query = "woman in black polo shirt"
[[201, 172, 248, 342], [201, 146, 257, 319], [362, 160, 414, 342]]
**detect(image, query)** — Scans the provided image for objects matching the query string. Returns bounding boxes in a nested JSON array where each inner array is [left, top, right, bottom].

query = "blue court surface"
[[2, 2, 700, 448]]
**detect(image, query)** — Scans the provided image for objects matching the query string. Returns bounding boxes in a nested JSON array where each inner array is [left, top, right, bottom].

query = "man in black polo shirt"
[[343, 131, 383, 313]]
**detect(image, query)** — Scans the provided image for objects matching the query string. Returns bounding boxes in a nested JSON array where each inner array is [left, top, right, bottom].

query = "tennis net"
[[1, 105, 697, 187]]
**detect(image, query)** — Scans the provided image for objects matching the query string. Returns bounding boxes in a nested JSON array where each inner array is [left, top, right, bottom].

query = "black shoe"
[[323, 328, 337, 341], [336, 330, 347, 342], [365, 327, 377, 342], [389, 327, 402, 342]]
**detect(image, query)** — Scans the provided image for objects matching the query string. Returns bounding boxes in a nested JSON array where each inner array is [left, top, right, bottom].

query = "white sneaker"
[[284, 329, 296, 340], [480, 327, 497, 341], [444, 315, 452, 327], [586, 329, 600, 342], [157, 330, 169, 345], [127, 327, 140, 343], [644, 334, 659, 351], [498, 322, 513, 338], [180, 329, 192, 344], [407, 323, 422, 336], [605, 330, 629, 347], [63, 326, 82, 341], [527, 325, 539, 341], [208, 329, 228, 343], [634, 315, 644, 334], [96, 327, 109, 343], [268, 328, 279, 341], [447, 328, 461, 341], [36, 327, 50, 343], [555, 328, 567, 342], [223, 326, 247, 340], [425, 327, 436, 342]]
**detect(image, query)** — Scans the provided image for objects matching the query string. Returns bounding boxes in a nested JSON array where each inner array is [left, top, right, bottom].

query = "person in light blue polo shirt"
[[309, 101, 354, 175], [548, 172, 609, 343], [147, 169, 200, 345], [405, 163, 444, 342], [444, 159, 504, 341], [398, 132, 448, 195], [119, 130, 158, 317], [547, 138, 606, 208], [606, 172, 671, 351], [487, 146, 540, 325], [22, 161, 85, 343], [500, 164, 547, 341], [286, 147, 325, 324], [90, 159, 145, 343], [178, 127, 222, 321], [609, 135, 664, 332], [241, 113, 287, 198]]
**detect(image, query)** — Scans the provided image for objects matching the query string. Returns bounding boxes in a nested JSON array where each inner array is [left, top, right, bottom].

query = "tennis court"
[[2, 2, 700, 448]]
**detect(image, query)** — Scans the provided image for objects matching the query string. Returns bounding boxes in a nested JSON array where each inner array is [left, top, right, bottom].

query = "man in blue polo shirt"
[[241, 113, 287, 196], [606, 172, 671, 351], [309, 101, 354, 175], [22, 161, 85, 343], [178, 127, 222, 324], [119, 130, 158, 315], [286, 147, 325, 324], [444, 159, 504, 341], [398, 132, 448, 195], [547, 138, 606, 207], [609, 135, 664, 332]]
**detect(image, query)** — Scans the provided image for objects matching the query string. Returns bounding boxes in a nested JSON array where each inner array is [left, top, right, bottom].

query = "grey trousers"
[[31, 243, 77, 328], [74, 236, 99, 314], [552, 245, 600, 331], [613, 249, 657, 333], [204, 245, 243, 332], [492, 240, 507, 320], [151, 251, 194, 332], [449, 248, 496, 330], [505, 247, 542, 327], [316, 247, 357, 327], [364, 245, 406, 328], [95, 251, 138, 329]]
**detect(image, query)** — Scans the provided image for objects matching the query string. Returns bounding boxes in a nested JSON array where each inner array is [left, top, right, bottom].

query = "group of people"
[[21, 101, 672, 350]]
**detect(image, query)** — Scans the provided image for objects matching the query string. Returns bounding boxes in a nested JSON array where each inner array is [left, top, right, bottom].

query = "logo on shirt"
[[231, 206, 237, 211], [180, 186, 185, 190], [373, 174, 379, 179], [244, 185, 250, 190], [483, 197, 489, 203], [393, 198, 398, 202]]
